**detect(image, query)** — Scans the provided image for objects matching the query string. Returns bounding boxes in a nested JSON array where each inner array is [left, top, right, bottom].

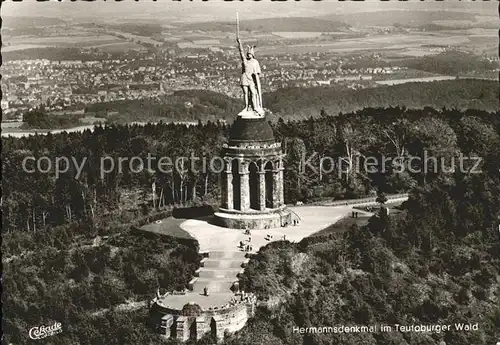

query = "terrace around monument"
[[142, 194, 408, 342]]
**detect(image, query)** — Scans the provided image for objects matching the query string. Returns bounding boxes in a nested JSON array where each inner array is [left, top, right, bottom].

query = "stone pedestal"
[[233, 281, 240, 292], [215, 116, 293, 230], [214, 207, 291, 230], [238, 109, 264, 118]]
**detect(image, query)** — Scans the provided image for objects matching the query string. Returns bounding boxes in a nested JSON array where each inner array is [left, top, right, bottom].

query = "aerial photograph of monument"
[[1, 1, 499, 344]]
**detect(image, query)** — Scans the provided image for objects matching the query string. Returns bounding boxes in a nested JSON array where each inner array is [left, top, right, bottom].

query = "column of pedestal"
[[221, 173, 227, 208], [225, 162, 233, 210], [258, 171, 266, 211], [240, 162, 250, 211], [272, 168, 280, 209], [278, 159, 285, 206]]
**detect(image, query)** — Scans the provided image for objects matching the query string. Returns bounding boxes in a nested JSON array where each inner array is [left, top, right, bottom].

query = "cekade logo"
[[28, 322, 63, 340]]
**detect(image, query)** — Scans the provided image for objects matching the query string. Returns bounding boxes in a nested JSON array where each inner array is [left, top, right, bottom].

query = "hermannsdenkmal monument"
[[146, 15, 407, 344], [214, 31, 295, 230], [148, 17, 298, 343]]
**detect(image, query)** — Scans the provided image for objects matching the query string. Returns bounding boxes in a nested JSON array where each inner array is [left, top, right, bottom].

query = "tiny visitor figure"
[[204, 286, 209, 296], [236, 13, 264, 117]]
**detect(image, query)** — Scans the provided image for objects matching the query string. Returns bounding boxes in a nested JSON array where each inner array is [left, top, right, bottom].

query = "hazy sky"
[[2, 0, 496, 23]]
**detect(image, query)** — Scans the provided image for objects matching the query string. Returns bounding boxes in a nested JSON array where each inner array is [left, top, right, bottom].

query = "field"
[[105, 31, 161, 45], [1, 122, 23, 129], [397, 48, 444, 57], [177, 40, 221, 49], [256, 32, 472, 55], [2, 44, 55, 52], [1, 125, 97, 138], [87, 42, 146, 52], [164, 26, 496, 57], [78, 116, 107, 124], [4, 17, 496, 57], [272, 32, 326, 38], [376, 76, 456, 85], [5, 34, 124, 49], [2, 22, 163, 53], [434, 16, 497, 28], [138, 217, 194, 240]]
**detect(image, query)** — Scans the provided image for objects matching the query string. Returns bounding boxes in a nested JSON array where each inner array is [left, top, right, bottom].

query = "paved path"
[[180, 206, 352, 253]]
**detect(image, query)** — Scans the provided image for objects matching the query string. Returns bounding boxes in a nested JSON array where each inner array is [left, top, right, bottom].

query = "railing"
[[321, 193, 409, 207], [289, 209, 301, 222]]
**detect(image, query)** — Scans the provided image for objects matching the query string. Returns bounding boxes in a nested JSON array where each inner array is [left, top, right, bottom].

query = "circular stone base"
[[214, 209, 292, 230], [237, 109, 265, 119]]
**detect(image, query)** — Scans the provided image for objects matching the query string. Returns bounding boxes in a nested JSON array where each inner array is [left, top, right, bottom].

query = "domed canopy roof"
[[228, 117, 275, 145]]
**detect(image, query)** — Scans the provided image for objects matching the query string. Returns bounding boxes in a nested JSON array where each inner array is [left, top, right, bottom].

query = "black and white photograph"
[[1, 0, 499, 344]]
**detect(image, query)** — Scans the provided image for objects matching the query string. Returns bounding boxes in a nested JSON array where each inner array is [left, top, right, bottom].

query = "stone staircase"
[[206, 251, 246, 260], [203, 260, 245, 269], [189, 250, 247, 294], [197, 268, 242, 279], [192, 278, 237, 293]]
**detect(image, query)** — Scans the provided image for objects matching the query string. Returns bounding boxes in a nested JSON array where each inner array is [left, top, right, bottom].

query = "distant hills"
[[4, 9, 489, 34], [319, 10, 478, 28], [181, 17, 350, 33], [178, 10, 482, 33], [5, 0, 495, 22], [2, 16, 67, 29]]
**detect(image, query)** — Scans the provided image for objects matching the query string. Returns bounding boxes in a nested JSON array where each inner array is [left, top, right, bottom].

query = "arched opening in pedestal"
[[210, 318, 217, 339], [170, 322, 177, 339], [189, 318, 197, 340], [232, 159, 241, 210], [264, 161, 274, 208], [249, 162, 259, 210]]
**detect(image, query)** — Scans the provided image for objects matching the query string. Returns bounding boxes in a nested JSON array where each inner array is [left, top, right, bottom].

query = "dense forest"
[[85, 90, 243, 124], [81, 80, 498, 124], [264, 79, 498, 120], [230, 171, 500, 345], [4, 107, 499, 236], [3, 106, 499, 344], [22, 106, 84, 129], [401, 51, 498, 76], [4, 230, 200, 345]]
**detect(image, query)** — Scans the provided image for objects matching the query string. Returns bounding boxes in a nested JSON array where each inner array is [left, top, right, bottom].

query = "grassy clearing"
[[138, 217, 194, 240]]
